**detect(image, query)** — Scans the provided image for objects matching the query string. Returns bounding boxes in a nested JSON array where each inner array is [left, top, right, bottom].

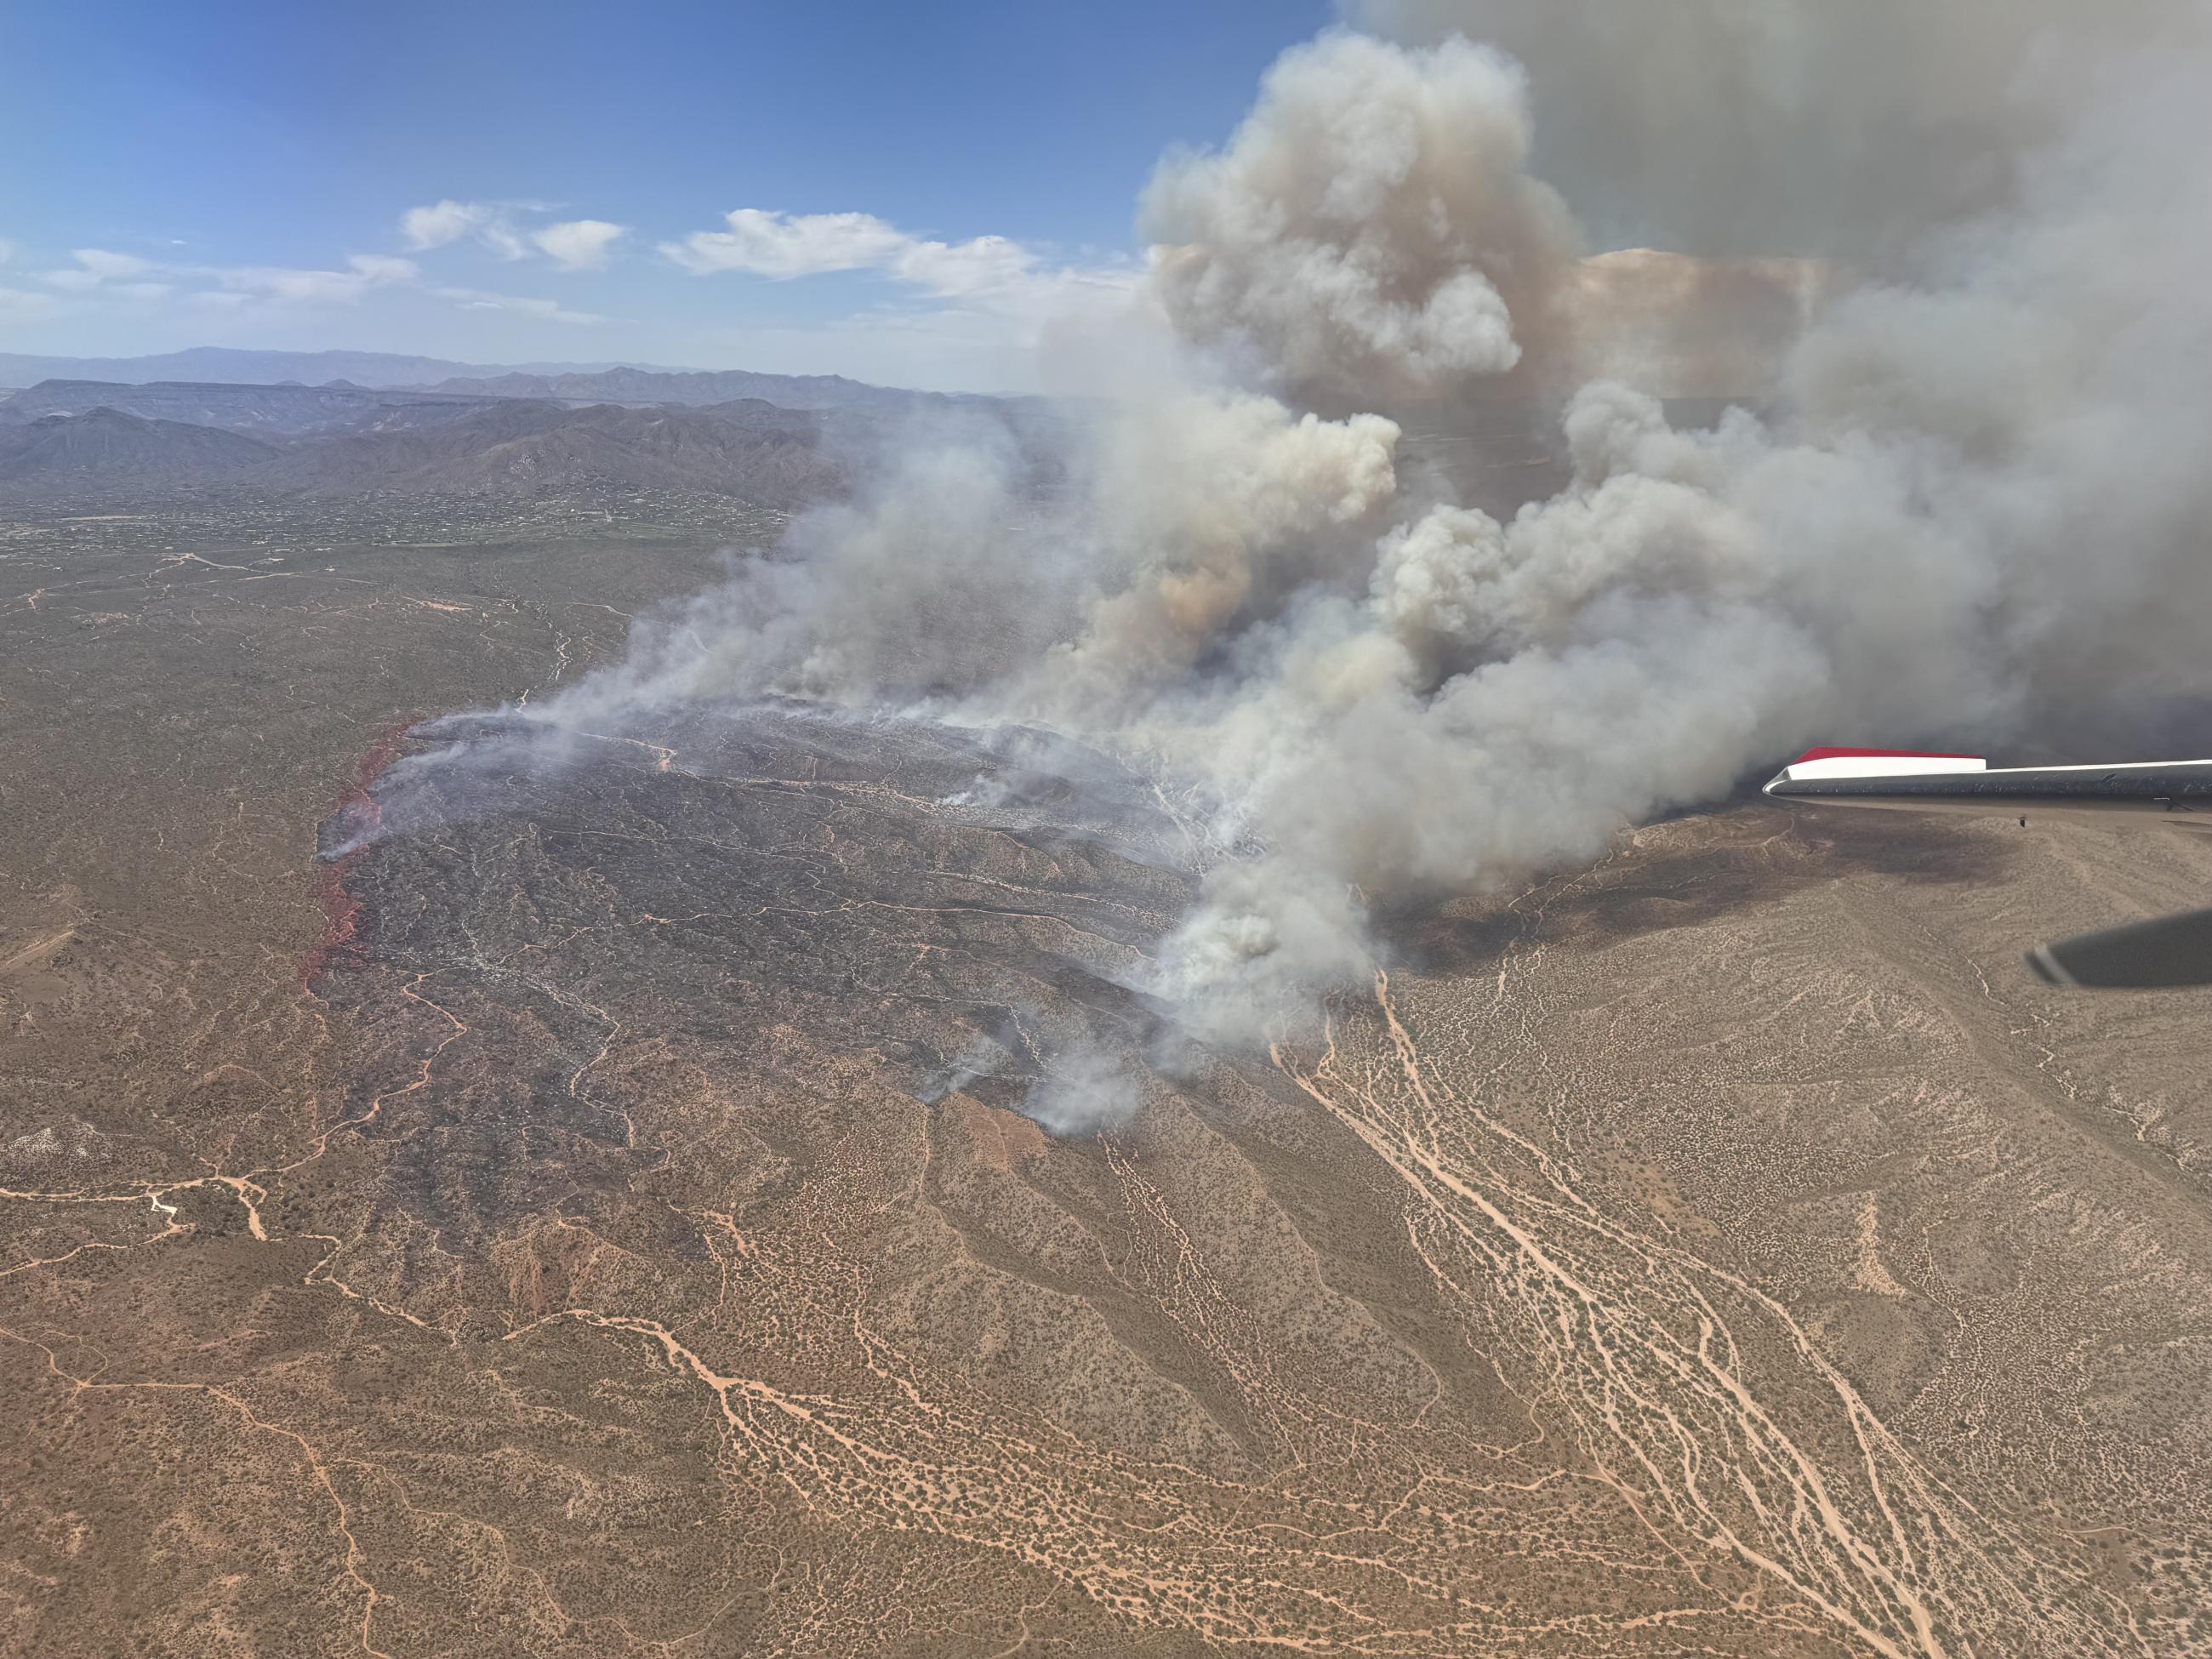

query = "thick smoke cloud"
[[1350, 0, 2208, 263], [1133, 18, 2212, 1032], [394, 10, 2212, 1101], [1141, 31, 1577, 402]]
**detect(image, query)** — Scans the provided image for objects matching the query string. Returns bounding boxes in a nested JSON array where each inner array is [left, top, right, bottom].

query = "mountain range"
[[0, 339, 1081, 509], [0, 378, 510, 437], [0, 347, 683, 391], [403, 365, 1011, 413], [0, 348, 1018, 413], [0, 394, 850, 507]]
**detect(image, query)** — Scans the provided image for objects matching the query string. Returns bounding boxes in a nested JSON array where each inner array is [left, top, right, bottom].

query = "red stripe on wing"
[[1792, 747, 1984, 766]]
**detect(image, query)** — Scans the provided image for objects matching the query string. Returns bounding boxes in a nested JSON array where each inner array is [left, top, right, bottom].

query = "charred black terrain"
[[307, 703, 1194, 1270], [3, 484, 2212, 1656]]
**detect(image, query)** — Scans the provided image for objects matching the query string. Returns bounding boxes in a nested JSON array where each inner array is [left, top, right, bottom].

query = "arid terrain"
[[4, 486, 2212, 1658]]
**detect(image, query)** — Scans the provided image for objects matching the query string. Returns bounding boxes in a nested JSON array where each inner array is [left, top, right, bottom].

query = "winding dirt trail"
[[1273, 970, 2149, 1659]]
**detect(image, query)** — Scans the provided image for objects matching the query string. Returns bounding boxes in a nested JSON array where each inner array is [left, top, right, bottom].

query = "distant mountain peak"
[[0, 346, 703, 393], [0, 402, 278, 482], [0, 347, 1007, 408]]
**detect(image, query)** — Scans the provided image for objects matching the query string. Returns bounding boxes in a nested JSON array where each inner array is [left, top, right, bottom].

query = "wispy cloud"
[[213, 254, 419, 304], [530, 219, 629, 271], [0, 285, 54, 323], [890, 236, 1041, 298], [434, 285, 608, 324], [401, 200, 627, 270], [662, 209, 914, 279], [401, 199, 495, 252], [0, 238, 15, 267], [44, 248, 159, 289], [38, 246, 598, 328], [47, 248, 417, 305], [661, 206, 1149, 391], [658, 208, 1041, 297]]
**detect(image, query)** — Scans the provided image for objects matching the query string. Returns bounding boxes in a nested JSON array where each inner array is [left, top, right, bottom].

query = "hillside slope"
[[0, 408, 280, 481]]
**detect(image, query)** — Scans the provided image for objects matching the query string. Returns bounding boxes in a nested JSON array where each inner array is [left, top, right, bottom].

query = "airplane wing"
[[1762, 747, 2212, 989], [1761, 747, 2212, 817]]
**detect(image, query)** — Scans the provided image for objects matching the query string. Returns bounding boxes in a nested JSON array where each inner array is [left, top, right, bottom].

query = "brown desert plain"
[[3, 488, 2211, 1657]]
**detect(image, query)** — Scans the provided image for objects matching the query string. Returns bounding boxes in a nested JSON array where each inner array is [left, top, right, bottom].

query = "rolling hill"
[[268, 398, 843, 505], [0, 397, 845, 507], [0, 379, 509, 438], [0, 408, 280, 481]]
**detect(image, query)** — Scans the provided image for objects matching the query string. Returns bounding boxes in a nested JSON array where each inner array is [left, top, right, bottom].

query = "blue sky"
[[0, 0, 1334, 390]]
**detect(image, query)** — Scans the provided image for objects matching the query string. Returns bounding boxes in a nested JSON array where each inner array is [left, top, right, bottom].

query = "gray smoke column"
[[410, 11, 2212, 1058]]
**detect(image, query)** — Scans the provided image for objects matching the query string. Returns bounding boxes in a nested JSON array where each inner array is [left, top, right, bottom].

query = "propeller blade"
[[2027, 905, 2212, 989]]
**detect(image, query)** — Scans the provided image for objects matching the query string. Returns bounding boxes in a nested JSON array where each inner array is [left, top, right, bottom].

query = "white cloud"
[[43, 248, 150, 287], [531, 218, 628, 270], [44, 248, 159, 288], [890, 234, 1039, 297], [26, 234, 607, 333], [662, 208, 915, 278], [402, 201, 624, 268], [660, 208, 1073, 299], [345, 253, 419, 283], [400, 198, 529, 258], [38, 247, 416, 311], [401, 199, 492, 251], [435, 285, 607, 325], [215, 254, 418, 304], [662, 206, 1150, 392], [479, 220, 530, 261]]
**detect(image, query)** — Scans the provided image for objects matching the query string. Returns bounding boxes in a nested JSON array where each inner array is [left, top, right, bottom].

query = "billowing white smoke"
[[502, 14, 2212, 1059], [1142, 31, 1576, 401]]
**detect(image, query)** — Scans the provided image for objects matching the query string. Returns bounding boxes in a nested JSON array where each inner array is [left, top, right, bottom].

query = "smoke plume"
[[1141, 31, 1578, 402], [389, 9, 2212, 1091], [1350, 0, 2209, 262]]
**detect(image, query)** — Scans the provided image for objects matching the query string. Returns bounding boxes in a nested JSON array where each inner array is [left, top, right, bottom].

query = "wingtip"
[[2026, 944, 2077, 988]]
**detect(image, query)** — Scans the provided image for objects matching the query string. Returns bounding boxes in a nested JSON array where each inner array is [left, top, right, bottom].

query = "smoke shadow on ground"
[[1384, 798, 2021, 977]]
